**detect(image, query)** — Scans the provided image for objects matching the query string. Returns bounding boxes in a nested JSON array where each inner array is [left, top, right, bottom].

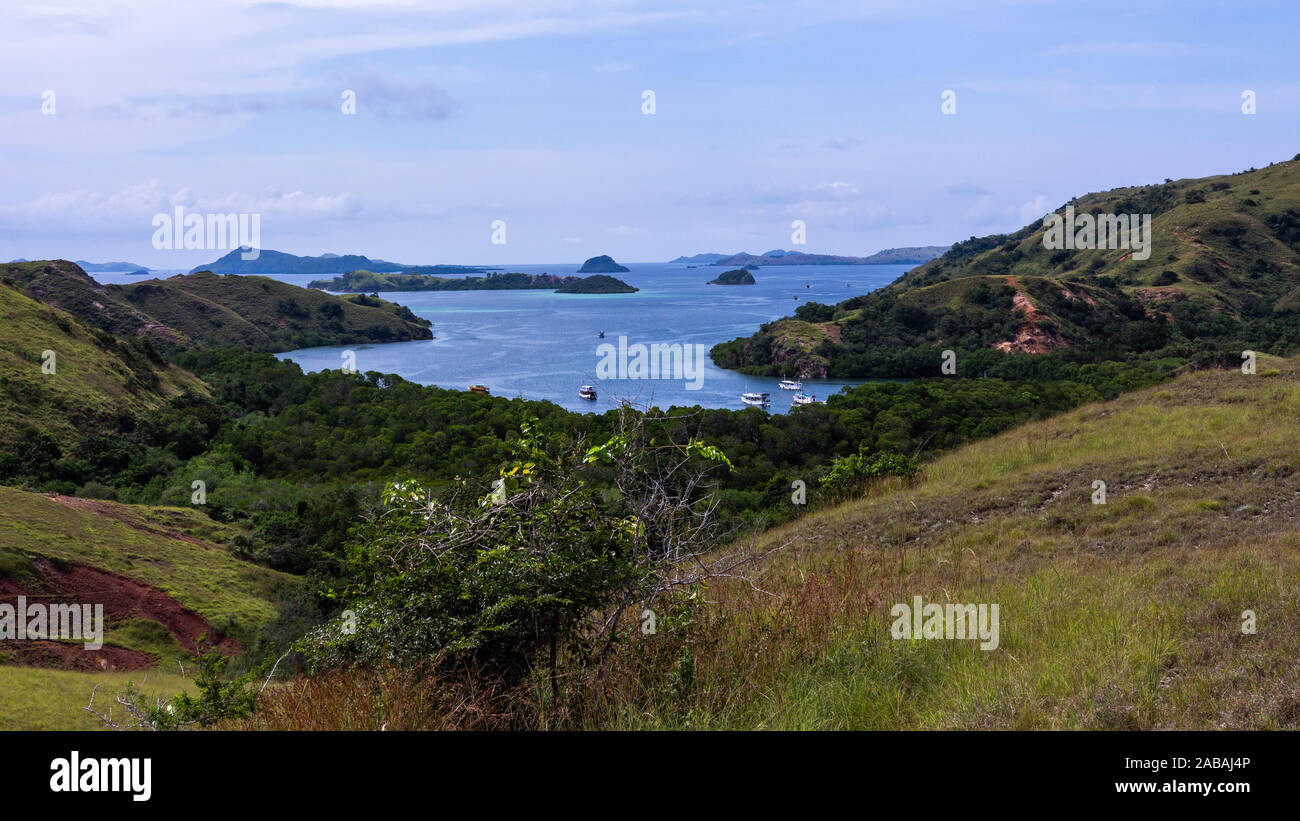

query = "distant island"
[[669, 246, 949, 266], [310, 270, 579, 292], [75, 260, 150, 272], [577, 254, 630, 273], [556, 274, 637, 294], [193, 248, 493, 276], [669, 253, 729, 264], [709, 268, 756, 285]]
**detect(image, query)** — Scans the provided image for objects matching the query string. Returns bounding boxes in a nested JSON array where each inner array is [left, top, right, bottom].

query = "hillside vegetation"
[[713, 155, 1300, 378], [3, 261, 431, 352], [0, 281, 204, 446], [237, 354, 1300, 729]]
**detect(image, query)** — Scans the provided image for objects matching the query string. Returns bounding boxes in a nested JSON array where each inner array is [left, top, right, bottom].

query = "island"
[[193, 248, 492, 276], [310, 270, 580, 292], [555, 274, 638, 294], [666, 246, 951, 266], [577, 254, 630, 273], [709, 268, 756, 285]]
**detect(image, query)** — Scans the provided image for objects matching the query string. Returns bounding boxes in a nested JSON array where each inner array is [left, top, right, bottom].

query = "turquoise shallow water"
[[100, 262, 910, 413]]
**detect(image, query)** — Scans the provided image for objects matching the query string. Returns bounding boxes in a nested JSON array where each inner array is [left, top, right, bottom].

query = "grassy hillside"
[[0, 486, 295, 729], [3, 260, 432, 352], [587, 354, 1300, 729], [713, 155, 1300, 378], [0, 487, 289, 642], [0, 280, 204, 445]]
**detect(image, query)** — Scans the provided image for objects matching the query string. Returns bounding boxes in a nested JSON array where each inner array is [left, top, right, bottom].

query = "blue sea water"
[[98, 263, 910, 413]]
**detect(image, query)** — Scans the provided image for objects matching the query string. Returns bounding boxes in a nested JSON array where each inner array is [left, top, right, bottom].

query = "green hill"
[[554, 274, 638, 293], [708, 268, 756, 285], [0, 486, 294, 729], [3, 261, 432, 353], [0, 280, 205, 446], [712, 155, 1300, 378]]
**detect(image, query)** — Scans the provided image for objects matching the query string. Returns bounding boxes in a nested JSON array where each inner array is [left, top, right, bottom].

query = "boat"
[[598, 330, 605, 338], [578, 384, 597, 401], [792, 392, 816, 405], [741, 391, 771, 407], [468, 384, 490, 395], [778, 378, 802, 391]]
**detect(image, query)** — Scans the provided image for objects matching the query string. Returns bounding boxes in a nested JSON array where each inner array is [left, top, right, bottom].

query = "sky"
[[1, 0, 1298, 267]]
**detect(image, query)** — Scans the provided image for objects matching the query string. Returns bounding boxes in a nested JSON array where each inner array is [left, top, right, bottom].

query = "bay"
[[99, 262, 911, 413]]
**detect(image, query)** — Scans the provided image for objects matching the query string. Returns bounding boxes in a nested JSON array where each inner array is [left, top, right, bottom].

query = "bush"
[[298, 415, 753, 696]]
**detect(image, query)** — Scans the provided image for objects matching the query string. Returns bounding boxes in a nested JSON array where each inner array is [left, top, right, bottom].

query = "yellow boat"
[[468, 384, 490, 395]]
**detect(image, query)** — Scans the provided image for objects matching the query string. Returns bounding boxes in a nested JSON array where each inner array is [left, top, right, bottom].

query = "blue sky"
[[2, 0, 1298, 267]]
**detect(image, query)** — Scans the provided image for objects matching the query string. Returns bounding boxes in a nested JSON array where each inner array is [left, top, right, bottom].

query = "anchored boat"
[[791, 392, 816, 405], [468, 384, 491, 395], [741, 391, 771, 407], [778, 378, 802, 391], [578, 384, 597, 401]]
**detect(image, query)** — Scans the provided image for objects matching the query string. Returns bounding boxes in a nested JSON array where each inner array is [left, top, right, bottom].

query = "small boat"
[[778, 378, 802, 391], [578, 384, 597, 401], [792, 392, 816, 405], [741, 391, 771, 407], [468, 384, 490, 395], [598, 330, 605, 338]]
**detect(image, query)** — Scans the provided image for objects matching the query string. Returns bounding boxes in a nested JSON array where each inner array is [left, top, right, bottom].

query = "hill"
[[3, 261, 432, 353], [591, 355, 1300, 728], [554, 274, 637, 293], [859, 245, 950, 264], [708, 268, 756, 285], [74, 260, 149, 272], [0, 280, 204, 446], [577, 255, 630, 273], [712, 155, 1300, 378], [669, 253, 729, 264], [190, 248, 489, 276]]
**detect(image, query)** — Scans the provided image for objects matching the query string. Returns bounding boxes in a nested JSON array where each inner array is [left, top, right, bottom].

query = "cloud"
[[946, 183, 990, 196]]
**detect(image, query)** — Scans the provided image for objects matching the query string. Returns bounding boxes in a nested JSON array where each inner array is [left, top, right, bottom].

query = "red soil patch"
[[1, 557, 241, 671], [993, 277, 1066, 355], [5, 641, 157, 672]]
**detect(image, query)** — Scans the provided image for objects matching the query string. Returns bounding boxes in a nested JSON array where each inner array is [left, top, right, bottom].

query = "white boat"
[[778, 378, 802, 391], [578, 384, 597, 401], [741, 391, 771, 407], [791, 392, 816, 405]]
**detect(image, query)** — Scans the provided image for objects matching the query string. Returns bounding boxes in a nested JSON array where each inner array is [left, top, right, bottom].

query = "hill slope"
[[3, 261, 432, 352], [0, 280, 204, 446], [603, 355, 1300, 729], [0, 486, 294, 729], [713, 155, 1300, 378]]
